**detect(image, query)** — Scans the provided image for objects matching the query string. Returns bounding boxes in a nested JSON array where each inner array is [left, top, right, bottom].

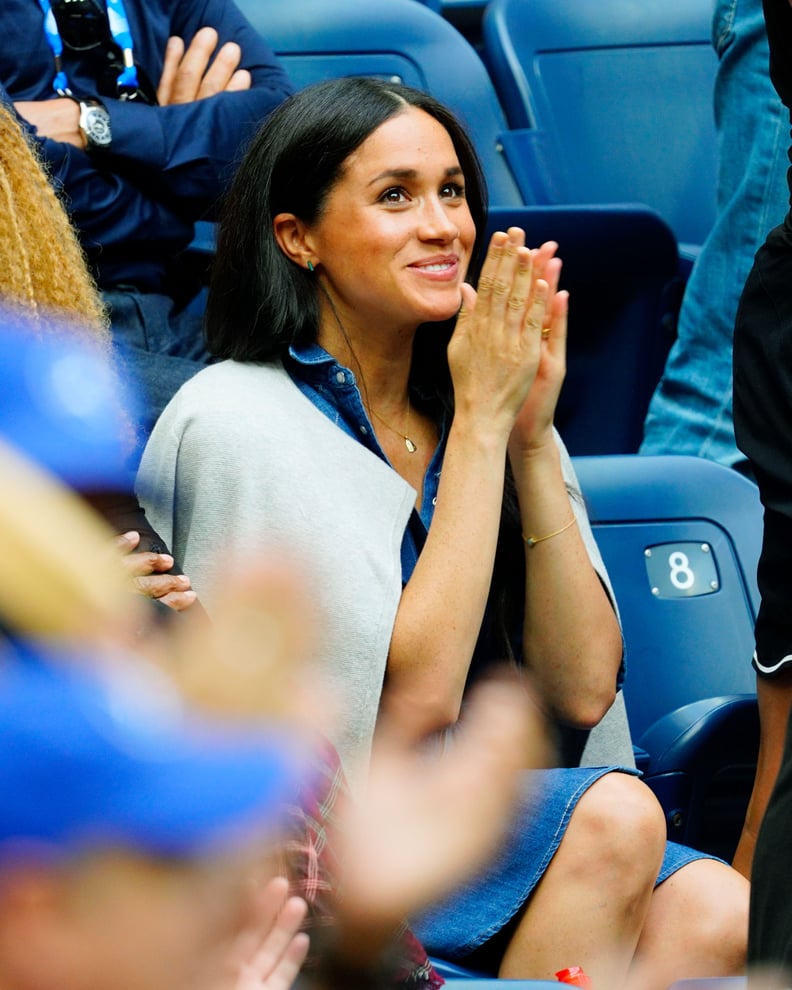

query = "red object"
[[555, 966, 593, 988]]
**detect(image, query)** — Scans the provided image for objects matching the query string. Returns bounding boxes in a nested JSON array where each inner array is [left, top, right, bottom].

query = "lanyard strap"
[[38, 0, 140, 96], [105, 0, 138, 90], [38, 0, 69, 93]]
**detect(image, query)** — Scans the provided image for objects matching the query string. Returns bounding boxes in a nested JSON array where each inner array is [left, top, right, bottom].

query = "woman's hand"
[[114, 531, 198, 612], [448, 227, 562, 444], [509, 240, 568, 457]]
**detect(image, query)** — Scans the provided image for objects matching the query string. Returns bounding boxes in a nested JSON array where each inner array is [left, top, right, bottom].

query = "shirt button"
[[432, 497, 437, 506], [360, 425, 368, 435], [335, 371, 346, 384]]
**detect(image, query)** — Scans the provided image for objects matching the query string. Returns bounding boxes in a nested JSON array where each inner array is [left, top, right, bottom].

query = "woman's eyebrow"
[[368, 165, 463, 186]]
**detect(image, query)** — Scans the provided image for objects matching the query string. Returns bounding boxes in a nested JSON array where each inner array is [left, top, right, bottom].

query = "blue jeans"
[[640, 0, 789, 467], [105, 287, 211, 455]]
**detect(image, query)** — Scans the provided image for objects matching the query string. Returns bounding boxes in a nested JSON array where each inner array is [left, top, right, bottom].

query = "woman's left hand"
[[508, 241, 568, 457]]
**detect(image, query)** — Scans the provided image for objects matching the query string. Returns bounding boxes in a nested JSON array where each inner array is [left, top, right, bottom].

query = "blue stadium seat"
[[485, 205, 678, 454], [482, 0, 719, 254], [573, 454, 761, 859]]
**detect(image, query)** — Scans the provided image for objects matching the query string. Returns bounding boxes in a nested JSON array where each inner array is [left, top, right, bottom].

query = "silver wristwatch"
[[72, 97, 112, 151]]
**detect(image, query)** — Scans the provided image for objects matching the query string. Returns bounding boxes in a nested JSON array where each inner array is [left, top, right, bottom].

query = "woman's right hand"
[[448, 227, 559, 443]]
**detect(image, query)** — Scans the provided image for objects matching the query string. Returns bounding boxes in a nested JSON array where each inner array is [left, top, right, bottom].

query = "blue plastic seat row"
[[574, 455, 760, 861], [415, 0, 718, 256], [481, 0, 719, 255]]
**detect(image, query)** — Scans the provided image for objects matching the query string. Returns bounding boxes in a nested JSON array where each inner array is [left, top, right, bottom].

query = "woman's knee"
[[656, 860, 749, 972], [565, 773, 667, 881]]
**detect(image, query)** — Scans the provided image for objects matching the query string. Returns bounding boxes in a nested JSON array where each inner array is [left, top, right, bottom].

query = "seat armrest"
[[638, 695, 758, 776]]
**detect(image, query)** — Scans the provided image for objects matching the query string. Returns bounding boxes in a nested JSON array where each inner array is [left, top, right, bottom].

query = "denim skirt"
[[411, 765, 716, 961]]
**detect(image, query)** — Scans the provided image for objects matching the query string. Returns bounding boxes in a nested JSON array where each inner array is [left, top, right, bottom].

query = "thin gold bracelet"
[[522, 516, 577, 548]]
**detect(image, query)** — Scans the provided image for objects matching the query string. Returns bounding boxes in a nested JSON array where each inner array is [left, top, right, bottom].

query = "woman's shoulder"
[[178, 359, 291, 400], [161, 359, 302, 422], [143, 360, 294, 453]]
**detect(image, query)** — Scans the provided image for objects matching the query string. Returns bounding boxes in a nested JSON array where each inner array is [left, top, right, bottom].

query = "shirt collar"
[[288, 341, 334, 367], [287, 341, 360, 388]]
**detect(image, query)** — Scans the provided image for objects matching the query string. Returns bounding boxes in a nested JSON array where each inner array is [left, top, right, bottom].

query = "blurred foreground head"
[[0, 313, 137, 639], [0, 313, 323, 727], [0, 645, 308, 990], [0, 311, 132, 493]]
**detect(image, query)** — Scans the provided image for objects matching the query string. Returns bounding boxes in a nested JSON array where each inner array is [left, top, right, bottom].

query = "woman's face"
[[306, 106, 477, 340]]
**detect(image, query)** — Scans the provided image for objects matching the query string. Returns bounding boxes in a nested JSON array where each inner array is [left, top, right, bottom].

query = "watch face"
[[84, 105, 112, 148]]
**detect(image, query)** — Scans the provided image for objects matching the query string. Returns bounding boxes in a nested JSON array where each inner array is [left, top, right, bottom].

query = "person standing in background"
[[734, 0, 792, 972], [641, 0, 788, 471]]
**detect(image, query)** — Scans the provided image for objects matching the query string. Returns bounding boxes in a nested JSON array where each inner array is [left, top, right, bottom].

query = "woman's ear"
[[273, 213, 317, 272]]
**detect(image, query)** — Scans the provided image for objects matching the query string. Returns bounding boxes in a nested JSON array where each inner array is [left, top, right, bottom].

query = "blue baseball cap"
[[0, 311, 136, 492], [0, 650, 306, 857]]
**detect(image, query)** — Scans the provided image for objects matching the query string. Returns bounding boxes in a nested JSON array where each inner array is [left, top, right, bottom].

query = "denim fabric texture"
[[641, 0, 790, 467], [411, 766, 711, 962]]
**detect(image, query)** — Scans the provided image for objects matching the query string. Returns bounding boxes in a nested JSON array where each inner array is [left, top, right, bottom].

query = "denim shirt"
[[285, 342, 445, 583]]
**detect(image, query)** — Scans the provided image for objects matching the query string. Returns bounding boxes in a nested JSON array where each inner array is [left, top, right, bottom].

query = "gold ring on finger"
[[541, 327, 551, 338]]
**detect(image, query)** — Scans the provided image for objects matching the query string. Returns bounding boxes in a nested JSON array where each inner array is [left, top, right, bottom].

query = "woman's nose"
[[418, 198, 459, 241]]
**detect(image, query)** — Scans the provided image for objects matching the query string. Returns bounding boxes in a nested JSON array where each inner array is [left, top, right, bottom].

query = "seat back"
[[573, 455, 760, 856], [234, 0, 522, 206], [482, 0, 719, 247], [486, 206, 678, 454], [573, 454, 760, 738]]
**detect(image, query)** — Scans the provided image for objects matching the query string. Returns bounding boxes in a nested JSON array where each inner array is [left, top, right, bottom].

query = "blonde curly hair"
[[0, 104, 110, 344]]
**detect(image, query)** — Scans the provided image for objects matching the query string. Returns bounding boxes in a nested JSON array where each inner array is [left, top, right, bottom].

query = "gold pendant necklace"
[[370, 396, 418, 454]]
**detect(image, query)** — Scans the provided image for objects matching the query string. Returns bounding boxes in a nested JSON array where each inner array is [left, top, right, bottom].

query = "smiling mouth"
[[410, 256, 460, 277]]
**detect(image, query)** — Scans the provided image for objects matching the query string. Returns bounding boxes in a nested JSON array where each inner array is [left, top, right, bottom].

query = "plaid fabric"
[[280, 737, 444, 989]]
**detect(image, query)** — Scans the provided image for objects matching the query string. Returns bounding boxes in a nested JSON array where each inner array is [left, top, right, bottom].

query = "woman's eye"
[[379, 187, 407, 204], [441, 182, 465, 199]]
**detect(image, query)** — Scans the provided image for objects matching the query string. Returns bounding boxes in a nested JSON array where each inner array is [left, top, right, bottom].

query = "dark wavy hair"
[[207, 75, 526, 675]]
